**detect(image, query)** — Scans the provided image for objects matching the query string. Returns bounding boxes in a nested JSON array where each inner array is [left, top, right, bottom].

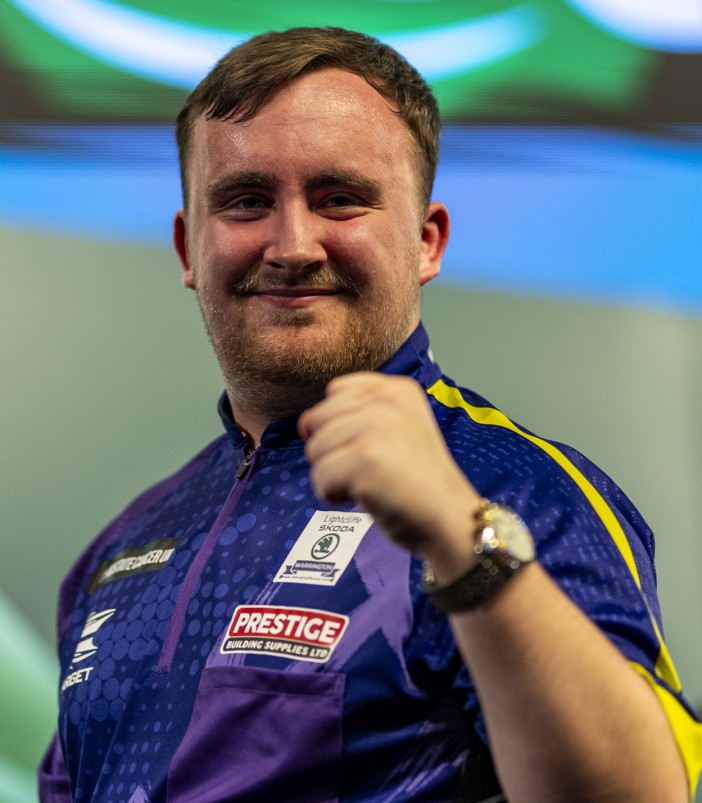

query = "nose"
[[263, 204, 327, 273]]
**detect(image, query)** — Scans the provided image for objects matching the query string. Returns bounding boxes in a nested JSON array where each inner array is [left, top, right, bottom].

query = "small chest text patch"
[[88, 538, 180, 592], [221, 605, 349, 663], [274, 510, 373, 586]]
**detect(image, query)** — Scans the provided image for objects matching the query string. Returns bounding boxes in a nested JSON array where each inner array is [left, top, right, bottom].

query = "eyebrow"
[[204, 169, 384, 208], [304, 170, 383, 198], [205, 172, 278, 207]]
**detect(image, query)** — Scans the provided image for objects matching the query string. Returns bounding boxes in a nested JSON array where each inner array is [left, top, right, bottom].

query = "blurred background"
[[1, 1, 701, 800]]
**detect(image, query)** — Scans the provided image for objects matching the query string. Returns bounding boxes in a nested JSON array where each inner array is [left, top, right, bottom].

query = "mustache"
[[228, 267, 362, 296]]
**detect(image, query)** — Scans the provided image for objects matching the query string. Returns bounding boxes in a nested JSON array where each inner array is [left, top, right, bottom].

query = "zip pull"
[[235, 424, 257, 480], [236, 446, 254, 479]]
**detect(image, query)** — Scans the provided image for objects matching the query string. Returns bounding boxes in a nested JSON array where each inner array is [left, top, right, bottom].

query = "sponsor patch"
[[71, 608, 116, 663], [61, 666, 95, 692], [221, 605, 349, 663], [88, 538, 179, 591], [62, 608, 116, 692], [274, 511, 373, 586]]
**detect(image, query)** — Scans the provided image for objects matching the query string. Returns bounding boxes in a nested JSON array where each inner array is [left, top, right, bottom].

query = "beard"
[[194, 264, 419, 422]]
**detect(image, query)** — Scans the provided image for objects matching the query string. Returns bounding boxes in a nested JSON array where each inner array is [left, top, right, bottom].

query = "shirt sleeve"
[[522, 438, 702, 798], [426, 379, 702, 797]]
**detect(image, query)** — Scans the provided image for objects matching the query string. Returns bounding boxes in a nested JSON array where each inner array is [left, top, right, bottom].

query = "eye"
[[325, 194, 357, 207], [223, 194, 272, 218], [318, 192, 368, 218], [326, 192, 366, 207], [233, 195, 267, 210]]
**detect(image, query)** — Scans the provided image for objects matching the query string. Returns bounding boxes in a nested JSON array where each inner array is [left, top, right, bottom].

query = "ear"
[[173, 209, 195, 289], [418, 202, 450, 286]]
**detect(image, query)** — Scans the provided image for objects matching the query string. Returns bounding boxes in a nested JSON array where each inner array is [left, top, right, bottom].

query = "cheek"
[[326, 223, 421, 299], [323, 220, 368, 257], [196, 226, 260, 280], [323, 219, 397, 274]]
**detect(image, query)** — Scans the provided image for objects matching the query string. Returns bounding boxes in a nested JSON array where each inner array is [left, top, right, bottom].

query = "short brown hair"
[[175, 27, 440, 209]]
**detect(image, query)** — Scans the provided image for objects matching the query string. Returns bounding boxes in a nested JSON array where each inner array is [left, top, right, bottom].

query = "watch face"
[[490, 508, 536, 562]]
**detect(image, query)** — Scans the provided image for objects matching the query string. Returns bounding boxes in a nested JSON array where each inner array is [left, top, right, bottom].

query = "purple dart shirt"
[[40, 324, 697, 802]]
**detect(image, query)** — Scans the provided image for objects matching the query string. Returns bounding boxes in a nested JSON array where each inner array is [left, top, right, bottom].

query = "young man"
[[41, 27, 700, 802]]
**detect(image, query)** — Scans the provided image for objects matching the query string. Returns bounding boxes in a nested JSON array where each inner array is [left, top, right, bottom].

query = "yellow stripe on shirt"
[[427, 378, 702, 796]]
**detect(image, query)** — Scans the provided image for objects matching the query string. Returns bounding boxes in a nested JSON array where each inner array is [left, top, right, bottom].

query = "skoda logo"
[[311, 534, 340, 560]]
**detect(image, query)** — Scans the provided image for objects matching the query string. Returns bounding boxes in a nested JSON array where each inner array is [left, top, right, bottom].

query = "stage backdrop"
[[1, 2, 701, 801]]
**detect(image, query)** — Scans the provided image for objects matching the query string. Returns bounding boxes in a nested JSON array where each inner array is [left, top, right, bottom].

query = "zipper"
[[236, 446, 254, 479], [156, 445, 263, 673]]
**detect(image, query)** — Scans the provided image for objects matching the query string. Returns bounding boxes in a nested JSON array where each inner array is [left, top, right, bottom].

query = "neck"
[[226, 380, 327, 447]]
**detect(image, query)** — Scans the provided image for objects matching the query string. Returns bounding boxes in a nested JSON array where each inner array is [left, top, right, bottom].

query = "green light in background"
[[0, 0, 660, 121], [0, 590, 56, 794]]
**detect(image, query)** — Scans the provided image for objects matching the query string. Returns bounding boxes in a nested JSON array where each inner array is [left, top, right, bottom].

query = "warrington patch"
[[274, 510, 373, 586]]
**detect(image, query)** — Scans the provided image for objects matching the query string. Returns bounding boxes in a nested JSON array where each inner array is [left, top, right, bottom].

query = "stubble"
[[193, 263, 420, 423]]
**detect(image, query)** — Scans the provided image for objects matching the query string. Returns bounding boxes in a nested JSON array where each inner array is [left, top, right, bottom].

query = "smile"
[[247, 287, 344, 309], [251, 288, 342, 297]]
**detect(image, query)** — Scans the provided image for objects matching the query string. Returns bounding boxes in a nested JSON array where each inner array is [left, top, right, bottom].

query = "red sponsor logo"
[[221, 605, 349, 662]]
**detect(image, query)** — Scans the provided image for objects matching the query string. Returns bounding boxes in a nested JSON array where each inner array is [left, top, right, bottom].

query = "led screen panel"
[[1, 0, 701, 312]]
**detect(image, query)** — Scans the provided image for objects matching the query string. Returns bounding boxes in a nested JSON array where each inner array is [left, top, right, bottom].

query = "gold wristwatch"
[[423, 499, 536, 613]]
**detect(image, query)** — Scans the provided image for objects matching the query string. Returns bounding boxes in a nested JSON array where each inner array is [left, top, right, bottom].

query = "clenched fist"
[[298, 372, 482, 583]]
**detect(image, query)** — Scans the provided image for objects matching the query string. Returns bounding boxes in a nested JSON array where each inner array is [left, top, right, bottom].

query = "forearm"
[[300, 374, 690, 800], [447, 562, 688, 802]]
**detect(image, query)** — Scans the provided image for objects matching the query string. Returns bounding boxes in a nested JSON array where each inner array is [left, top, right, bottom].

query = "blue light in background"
[[436, 125, 702, 312], [0, 126, 177, 243], [564, 0, 702, 53], [1, 124, 701, 314]]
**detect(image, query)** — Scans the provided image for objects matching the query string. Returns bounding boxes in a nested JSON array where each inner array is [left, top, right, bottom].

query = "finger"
[[298, 395, 359, 440], [308, 442, 366, 504], [327, 374, 428, 414], [297, 407, 314, 440], [304, 408, 370, 465], [324, 371, 380, 396], [327, 373, 427, 412], [299, 376, 386, 439], [298, 376, 366, 439]]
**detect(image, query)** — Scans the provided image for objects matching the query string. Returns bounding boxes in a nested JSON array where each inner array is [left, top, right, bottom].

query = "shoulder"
[[56, 434, 230, 638], [426, 374, 656, 580]]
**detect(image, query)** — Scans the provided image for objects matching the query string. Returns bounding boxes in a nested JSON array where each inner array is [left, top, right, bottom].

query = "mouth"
[[250, 287, 342, 297], [244, 286, 345, 309]]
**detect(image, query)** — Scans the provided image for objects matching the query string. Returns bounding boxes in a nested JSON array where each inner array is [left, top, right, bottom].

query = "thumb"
[[297, 407, 314, 440]]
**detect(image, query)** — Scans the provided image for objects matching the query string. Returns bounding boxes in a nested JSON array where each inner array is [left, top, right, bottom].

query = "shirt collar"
[[217, 321, 441, 447]]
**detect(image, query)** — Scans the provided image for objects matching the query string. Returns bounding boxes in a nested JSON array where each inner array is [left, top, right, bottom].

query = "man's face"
[[175, 68, 448, 417]]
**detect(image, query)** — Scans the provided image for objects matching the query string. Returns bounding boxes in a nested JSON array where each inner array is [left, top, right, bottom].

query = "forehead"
[[187, 68, 418, 190]]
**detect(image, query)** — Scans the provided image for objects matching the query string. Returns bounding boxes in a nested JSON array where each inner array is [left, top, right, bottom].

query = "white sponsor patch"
[[274, 511, 373, 586], [221, 605, 349, 663]]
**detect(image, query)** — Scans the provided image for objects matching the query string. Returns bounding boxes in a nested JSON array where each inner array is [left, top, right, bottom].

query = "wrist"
[[423, 499, 536, 614], [417, 493, 485, 585]]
